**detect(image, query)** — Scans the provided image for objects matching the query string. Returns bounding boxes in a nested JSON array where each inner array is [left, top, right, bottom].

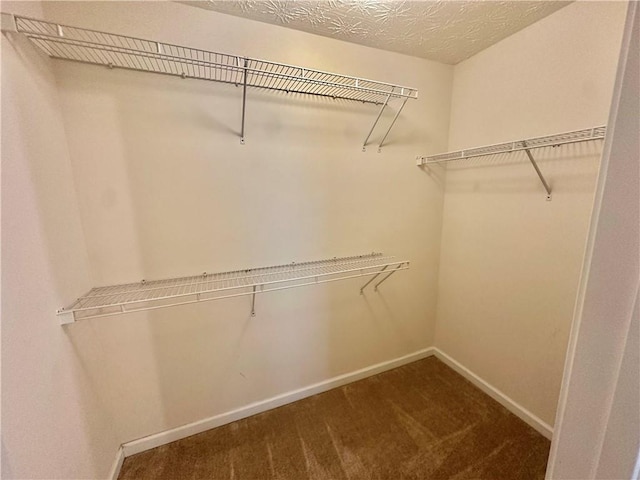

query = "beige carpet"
[[119, 357, 550, 479]]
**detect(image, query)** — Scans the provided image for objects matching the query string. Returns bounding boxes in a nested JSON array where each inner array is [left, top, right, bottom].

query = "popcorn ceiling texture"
[[184, 0, 569, 64]]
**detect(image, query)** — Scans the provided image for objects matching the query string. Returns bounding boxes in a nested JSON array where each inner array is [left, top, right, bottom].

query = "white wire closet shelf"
[[416, 126, 607, 200], [7, 14, 418, 149], [57, 253, 410, 324]]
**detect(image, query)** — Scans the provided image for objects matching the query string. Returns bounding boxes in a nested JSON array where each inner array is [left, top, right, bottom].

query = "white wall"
[[4, 1, 629, 477], [1, 2, 120, 478], [434, 1, 627, 427], [3, 2, 452, 476], [548, 2, 639, 476]]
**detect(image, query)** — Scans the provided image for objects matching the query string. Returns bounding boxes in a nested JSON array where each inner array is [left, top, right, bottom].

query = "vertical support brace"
[[250, 285, 256, 316], [362, 94, 391, 152], [378, 98, 408, 153], [240, 58, 248, 145], [523, 141, 552, 200], [374, 264, 403, 291]]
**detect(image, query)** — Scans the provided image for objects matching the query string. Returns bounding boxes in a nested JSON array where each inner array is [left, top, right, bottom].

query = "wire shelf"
[[57, 253, 410, 323], [14, 16, 417, 105], [417, 126, 606, 165]]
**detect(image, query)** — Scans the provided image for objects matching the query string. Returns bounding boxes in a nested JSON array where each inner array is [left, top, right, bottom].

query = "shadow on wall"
[[1, 31, 120, 478]]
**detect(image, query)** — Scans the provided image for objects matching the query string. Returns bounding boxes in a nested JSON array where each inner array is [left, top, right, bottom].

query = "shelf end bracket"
[[57, 309, 75, 325], [523, 141, 552, 200], [1, 13, 17, 33]]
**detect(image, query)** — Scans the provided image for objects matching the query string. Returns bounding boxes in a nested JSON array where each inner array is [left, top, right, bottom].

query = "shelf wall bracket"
[[240, 57, 248, 145], [378, 98, 408, 153], [250, 285, 256, 316], [374, 264, 403, 291], [359, 264, 388, 294], [1, 13, 17, 32], [523, 141, 552, 201], [57, 308, 75, 325], [362, 94, 391, 152]]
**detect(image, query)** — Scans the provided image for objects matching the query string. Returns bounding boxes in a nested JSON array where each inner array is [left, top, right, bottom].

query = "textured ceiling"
[[183, 1, 570, 64]]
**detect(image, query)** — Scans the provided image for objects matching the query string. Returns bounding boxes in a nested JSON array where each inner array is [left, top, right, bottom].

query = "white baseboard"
[[433, 348, 554, 439], [122, 347, 436, 457], [108, 446, 124, 480], [119, 346, 552, 462]]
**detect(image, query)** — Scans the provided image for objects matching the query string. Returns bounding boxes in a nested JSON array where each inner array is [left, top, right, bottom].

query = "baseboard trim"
[[108, 446, 125, 480], [433, 348, 553, 439], [122, 347, 436, 457]]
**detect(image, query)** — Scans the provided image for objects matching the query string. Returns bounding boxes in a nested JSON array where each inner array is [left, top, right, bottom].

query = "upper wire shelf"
[[417, 126, 606, 165], [416, 126, 607, 201], [15, 15, 416, 103], [7, 15, 417, 148], [57, 253, 409, 324]]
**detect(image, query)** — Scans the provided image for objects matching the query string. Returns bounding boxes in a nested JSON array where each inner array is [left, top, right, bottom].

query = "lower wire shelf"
[[57, 253, 409, 324]]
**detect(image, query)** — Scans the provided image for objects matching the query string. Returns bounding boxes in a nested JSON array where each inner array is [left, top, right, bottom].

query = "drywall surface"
[[596, 290, 640, 479], [35, 1, 452, 451], [548, 2, 639, 477], [1, 2, 120, 478], [434, 0, 627, 427]]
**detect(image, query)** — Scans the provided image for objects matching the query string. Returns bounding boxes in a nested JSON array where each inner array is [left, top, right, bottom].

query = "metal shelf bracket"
[[240, 57, 248, 145], [362, 94, 391, 152], [373, 264, 404, 291], [359, 264, 388, 293], [251, 285, 256, 316], [523, 141, 552, 201], [378, 98, 408, 153], [1, 12, 17, 32], [57, 308, 75, 325]]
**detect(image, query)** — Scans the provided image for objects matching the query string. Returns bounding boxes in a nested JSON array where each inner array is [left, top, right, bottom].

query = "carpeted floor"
[[119, 357, 550, 479]]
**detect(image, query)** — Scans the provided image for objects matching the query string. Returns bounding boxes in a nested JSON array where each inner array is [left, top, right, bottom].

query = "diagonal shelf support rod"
[[523, 140, 552, 200], [374, 264, 404, 291], [251, 285, 257, 316], [362, 93, 391, 152], [359, 265, 388, 294], [378, 98, 408, 152]]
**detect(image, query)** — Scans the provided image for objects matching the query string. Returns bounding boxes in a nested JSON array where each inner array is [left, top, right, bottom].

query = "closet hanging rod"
[[56, 253, 410, 324], [416, 126, 606, 165]]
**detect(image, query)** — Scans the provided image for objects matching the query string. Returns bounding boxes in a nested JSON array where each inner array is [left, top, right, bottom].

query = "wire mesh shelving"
[[416, 126, 607, 200], [57, 253, 410, 324], [7, 14, 418, 149]]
